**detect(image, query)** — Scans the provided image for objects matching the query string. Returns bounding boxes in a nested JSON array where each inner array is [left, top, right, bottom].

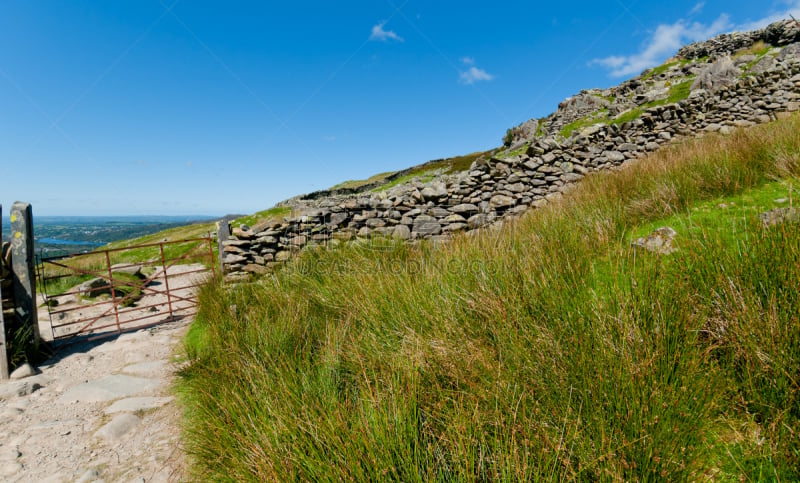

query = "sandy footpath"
[[0, 267, 208, 482]]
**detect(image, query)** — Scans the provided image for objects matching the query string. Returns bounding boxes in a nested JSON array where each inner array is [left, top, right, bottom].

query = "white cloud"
[[689, 2, 705, 16], [370, 22, 403, 42], [460, 66, 494, 85], [590, 14, 732, 77], [591, 1, 800, 78], [735, 1, 800, 31], [461, 56, 475, 65]]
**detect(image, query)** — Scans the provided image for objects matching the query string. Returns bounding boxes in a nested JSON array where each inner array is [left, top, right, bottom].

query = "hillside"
[[177, 20, 800, 481], [218, 19, 800, 276]]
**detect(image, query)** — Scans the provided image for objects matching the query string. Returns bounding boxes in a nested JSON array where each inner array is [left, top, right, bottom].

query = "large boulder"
[[691, 57, 741, 92]]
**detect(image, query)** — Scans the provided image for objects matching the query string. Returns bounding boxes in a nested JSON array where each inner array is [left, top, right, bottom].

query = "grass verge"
[[179, 114, 800, 481]]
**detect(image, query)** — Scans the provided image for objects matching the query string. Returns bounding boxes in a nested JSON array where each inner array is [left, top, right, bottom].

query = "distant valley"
[[1, 216, 216, 258]]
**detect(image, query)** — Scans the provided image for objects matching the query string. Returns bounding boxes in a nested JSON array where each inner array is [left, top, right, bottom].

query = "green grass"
[[642, 61, 678, 79], [559, 109, 609, 138], [39, 219, 219, 301], [665, 78, 693, 103], [632, 177, 799, 246], [735, 40, 772, 59], [612, 106, 646, 125], [330, 171, 397, 191], [612, 79, 694, 126], [233, 206, 291, 228], [375, 171, 439, 191], [178, 115, 800, 481], [373, 151, 493, 192], [505, 143, 530, 157]]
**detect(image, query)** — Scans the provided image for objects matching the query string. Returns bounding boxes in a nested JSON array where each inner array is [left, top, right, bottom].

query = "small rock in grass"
[[632, 227, 678, 255], [760, 207, 800, 227]]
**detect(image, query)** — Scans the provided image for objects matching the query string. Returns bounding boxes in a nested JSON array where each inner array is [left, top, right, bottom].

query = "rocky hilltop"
[[222, 19, 800, 276]]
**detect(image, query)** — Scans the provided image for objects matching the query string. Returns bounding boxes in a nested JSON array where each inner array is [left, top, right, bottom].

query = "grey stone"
[[392, 225, 411, 240], [365, 218, 386, 228], [632, 227, 678, 255], [275, 251, 292, 262], [110, 263, 143, 277], [412, 216, 442, 236], [57, 375, 159, 404], [506, 183, 526, 193], [748, 55, 776, 74], [231, 227, 255, 239], [122, 361, 166, 376], [489, 195, 515, 209], [104, 396, 174, 414], [420, 183, 448, 200], [760, 207, 800, 227], [777, 42, 800, 62], [289, 235, 307, 246], [467, 214, 488, 229], [449, 203, 480, 215], [256, 236, 278, 245], [95, 413, 141, 440], [77, 277, 113, 297], [9, 363, 38, 380], [222, 254, 247, 265], [0, 379, 42, 399], [328, 212, 349, 226], [443, 214, 466, 223], [691, 57, 740, 92], [76, 468, 101, 483], [604, 151, 625, 162], [427, 207, 450, 218], [444, 223, 468, 232]]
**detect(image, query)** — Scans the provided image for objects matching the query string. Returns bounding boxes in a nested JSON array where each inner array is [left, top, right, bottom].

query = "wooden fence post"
[[10, 202, 40, 344], [0, 204, 8, 380]]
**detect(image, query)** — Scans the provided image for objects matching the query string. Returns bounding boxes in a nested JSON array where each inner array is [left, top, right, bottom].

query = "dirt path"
[[0, 266, 206, 482]]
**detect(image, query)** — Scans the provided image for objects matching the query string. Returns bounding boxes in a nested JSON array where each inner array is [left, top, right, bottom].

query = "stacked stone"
[[676, 19, 800, 61], [222, 22, 800, 276]]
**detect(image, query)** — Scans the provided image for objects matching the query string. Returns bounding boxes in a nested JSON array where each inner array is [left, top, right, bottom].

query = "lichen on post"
[[10, 202, 40, 344]]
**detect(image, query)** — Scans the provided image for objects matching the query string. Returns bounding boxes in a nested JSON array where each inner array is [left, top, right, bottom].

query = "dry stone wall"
[[222, 20, 800, 276]]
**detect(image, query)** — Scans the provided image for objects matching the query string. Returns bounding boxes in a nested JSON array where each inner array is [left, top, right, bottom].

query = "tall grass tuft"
[[178, 115, 800, 481]]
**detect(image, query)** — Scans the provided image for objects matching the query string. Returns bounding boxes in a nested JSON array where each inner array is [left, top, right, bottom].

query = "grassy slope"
[[178, 115, 800, 481]]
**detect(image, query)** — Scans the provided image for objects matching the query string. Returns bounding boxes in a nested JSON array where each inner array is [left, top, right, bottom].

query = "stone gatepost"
[[0, 203, 7, 379], [10, 202, 39, 344], [216, 216, 232, 275]]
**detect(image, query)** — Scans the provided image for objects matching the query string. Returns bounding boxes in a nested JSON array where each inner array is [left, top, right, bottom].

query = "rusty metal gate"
[[37, 235, 216, 343]]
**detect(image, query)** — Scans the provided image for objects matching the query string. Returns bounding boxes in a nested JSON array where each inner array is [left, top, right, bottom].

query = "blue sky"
[[1, 1, 797, 216]]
